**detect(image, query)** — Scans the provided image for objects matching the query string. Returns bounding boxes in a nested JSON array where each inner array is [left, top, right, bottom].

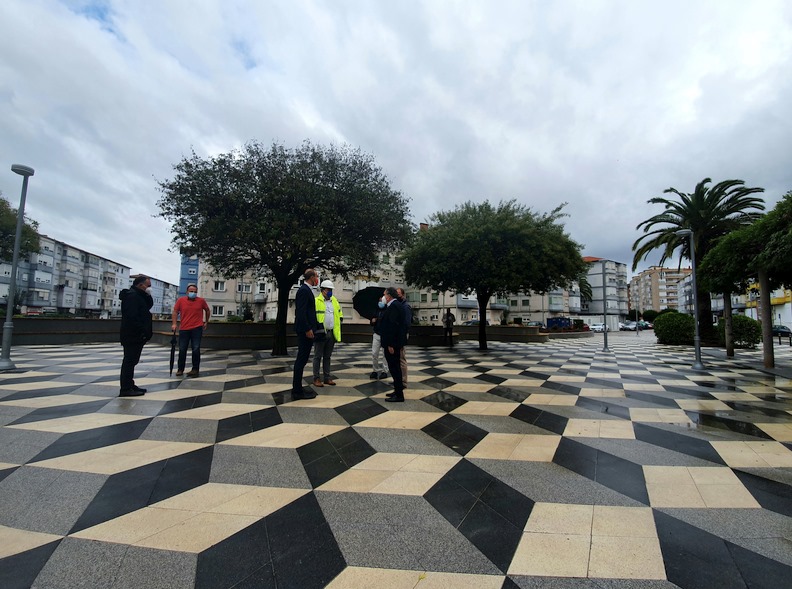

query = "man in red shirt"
[[171, 284, 210, 377]]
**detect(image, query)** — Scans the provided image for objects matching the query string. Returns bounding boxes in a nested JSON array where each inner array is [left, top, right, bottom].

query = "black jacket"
[[119, 287, 153, 345], [379, 299, 406, 348], [294, 283, 318, 334]]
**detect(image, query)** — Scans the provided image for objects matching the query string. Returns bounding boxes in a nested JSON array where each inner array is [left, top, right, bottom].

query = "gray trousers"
[[313, 334, 336, 379]]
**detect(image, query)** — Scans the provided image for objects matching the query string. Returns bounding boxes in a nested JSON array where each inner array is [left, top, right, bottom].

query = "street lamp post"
[[601, 260, 610, 352], [0, 164, 35, 371], [675, 229, 704, 370]]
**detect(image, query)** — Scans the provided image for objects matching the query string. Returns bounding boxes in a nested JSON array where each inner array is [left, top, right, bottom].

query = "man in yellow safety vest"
[[312, 280, 343, 387]]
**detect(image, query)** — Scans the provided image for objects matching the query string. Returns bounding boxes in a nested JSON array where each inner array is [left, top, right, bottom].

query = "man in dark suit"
[[292, 268, 320, 400], [119, 275, 153, 397], [380, 287, 406, 402]]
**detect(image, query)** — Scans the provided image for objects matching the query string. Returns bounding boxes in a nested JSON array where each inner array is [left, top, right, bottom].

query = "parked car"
[[590, 323, 609, 332], [638, 320, 653, 330], [772, 325, 792, 337], [622, 321, 638, 331], [525, 321, 545, 329], [462, 320, 490, 326]]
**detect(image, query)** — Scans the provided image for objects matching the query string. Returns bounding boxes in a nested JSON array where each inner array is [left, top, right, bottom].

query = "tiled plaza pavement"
[[1, 332, 791, 588]]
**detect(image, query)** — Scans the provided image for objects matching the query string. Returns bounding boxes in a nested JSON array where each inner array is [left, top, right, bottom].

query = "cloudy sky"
[[1, 0, 791, 284]]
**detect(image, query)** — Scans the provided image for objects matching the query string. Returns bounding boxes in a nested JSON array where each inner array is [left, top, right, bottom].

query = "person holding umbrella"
[[171, 284, 210, 378]]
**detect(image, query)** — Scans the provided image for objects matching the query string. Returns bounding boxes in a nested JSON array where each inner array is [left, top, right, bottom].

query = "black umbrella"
[[353, 286, 385, 320], [169, 331, 177, 376]]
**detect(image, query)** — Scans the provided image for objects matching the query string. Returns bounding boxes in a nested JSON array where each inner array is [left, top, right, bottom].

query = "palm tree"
[[632, 178, 765, 340]]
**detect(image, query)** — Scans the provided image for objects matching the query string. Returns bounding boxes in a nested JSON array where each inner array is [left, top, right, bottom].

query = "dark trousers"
[[178, 326, 204, 371], [292, 333, 313, 393], [120, 342, 145, 391], [444, 327, 453, 346], [384, 345, 404, 395], [313, 334, 336, 379]]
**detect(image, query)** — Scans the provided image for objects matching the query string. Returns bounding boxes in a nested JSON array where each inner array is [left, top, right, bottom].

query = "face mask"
[[378, 300, 386, 309], [145, 287, 152, 295], [324, 290, 333, 299], [187, 292, 197, 300]]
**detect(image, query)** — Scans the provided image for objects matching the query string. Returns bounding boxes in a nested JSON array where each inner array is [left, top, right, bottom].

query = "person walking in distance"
[[292, 269, 319, 400], [381, 287, 406, 402], [312, 280, 343, 387], [442, 308, 456, 346], [369, 294, 388, 379], [119, 275, 153, 397], [396, 287, 412, 388], [171, 283, 210, 377]]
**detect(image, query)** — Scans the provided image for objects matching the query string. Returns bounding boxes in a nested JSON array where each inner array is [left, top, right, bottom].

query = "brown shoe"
[[186, 369, 199, 378], [324, 379, 336, 386], [313, 378, 324, 387], [175, 370, 184, 377]]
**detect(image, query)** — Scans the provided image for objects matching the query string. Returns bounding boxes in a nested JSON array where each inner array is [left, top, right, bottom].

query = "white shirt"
[[324, 298, 335, 329]]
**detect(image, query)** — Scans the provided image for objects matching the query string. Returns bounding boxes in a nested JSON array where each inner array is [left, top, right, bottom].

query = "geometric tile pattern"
[[0, 335, 791, 588]]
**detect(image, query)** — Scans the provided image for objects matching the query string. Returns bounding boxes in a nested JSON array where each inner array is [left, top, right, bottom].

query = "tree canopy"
[[157, 140, 412, 354], [0, 192, 40, 262], [699, 190, 792, 366], [403, 200, 587, 349], [632, 178, 765, 340]]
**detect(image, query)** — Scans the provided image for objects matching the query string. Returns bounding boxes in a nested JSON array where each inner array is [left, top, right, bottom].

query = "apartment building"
[[745, 286, 792, 328], [0, 234, 131, 318], [629, 266, 691, 314], [0, 234, 180, 318], [185, 252, 628, 327]]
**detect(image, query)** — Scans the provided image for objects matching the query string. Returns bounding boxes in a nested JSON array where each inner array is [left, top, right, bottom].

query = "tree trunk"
[[758, 270, 774, 369], [272, 278, 292, 356], [723, 292, 734, 358], [697, 283, 716, 343], [476, 292, 490, 350]]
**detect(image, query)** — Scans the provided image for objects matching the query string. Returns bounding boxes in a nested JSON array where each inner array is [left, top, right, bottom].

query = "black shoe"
[[132, 386, 147, 393], [292, 389, 318, 400], [379, 372, 388, 379], [386, 391, 396, 397], [385, 395, 404, 402], [119, 389, 144, 397], [369, 371, 378, 379]]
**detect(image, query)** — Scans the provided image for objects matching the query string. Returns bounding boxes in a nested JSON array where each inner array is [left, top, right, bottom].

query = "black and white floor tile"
[[0, 333, 791, 588]]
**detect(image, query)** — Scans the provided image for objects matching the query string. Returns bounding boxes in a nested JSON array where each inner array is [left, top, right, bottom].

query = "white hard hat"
[[320, 280, 334, 289]]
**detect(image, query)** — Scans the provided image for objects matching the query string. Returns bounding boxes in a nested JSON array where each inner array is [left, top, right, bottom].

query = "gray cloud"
[[1, 0, 790, 282]]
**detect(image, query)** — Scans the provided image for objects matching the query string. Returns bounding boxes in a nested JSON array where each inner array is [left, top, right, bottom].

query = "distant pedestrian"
[[369, 294, 388, 379], [171, 284, 210, 378], [396, 287, 411, 387], [313, 280, 343, 387], [119, 275, 153, 397], [381, 287, 406, 402], [292, 269, 320, 400], [443, 308, 456, 346]]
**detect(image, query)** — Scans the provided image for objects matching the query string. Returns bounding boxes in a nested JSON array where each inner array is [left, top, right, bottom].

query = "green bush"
[[226, 315, 244, 323], [653, 312, 694, 345], [642, 309, 659, 323], [717, 315, 761, 349]]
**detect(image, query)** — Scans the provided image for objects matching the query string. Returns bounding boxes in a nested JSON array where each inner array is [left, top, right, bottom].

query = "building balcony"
[[254, 294, 267, 303]]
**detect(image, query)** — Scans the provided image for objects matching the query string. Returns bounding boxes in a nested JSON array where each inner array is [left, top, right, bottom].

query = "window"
[[510, 299, 518, 307], [213, 281, 226, 292], [430, 314, 438, 321], [188, 268, 197, 275], [431, 293, 439, 302], [237, 283, 252, 293], [381, 254, 390, 264], [420, 294, 428, 303], [522, 299, 530, 306], [212, 305, 225, 316]]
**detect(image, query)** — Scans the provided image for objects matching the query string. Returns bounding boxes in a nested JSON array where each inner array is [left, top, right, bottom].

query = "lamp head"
[[675, 229, 692, 237], [11, 164, 34, 177]]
